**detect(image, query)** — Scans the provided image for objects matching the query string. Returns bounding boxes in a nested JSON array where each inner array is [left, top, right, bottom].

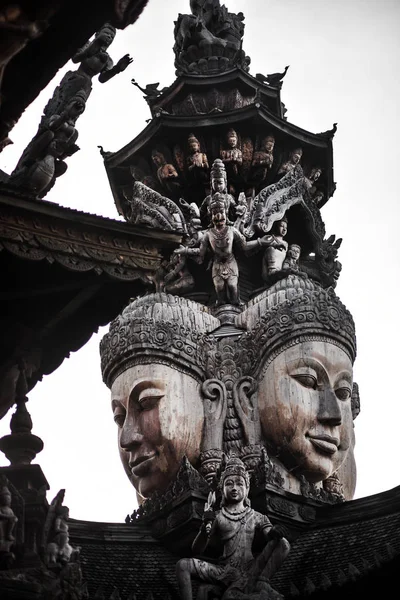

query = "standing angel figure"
[[176, 456, 290, 600]]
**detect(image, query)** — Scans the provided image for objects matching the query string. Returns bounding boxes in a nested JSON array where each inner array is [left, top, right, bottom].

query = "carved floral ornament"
[[100, 275, 358, 503]]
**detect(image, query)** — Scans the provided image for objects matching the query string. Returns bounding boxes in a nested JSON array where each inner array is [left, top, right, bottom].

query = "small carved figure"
[[277, 147, 303, 177], [0, 481, 17, 552], [187, 133, 209, 172], [70, 23, 132, 94], [261, 218, 289, 281], [176, 455, 290, 600], [151, 149, 180, 197], [313, 190, 324, 205], [282, 243, 301, 271], [305, 166, 322, 197], [158, 252, 195, 296], [200, 159, 237, 226], [177, 195, 272, 306], [10, 91, 86, 195], [250, 134, 275, 188], [45, 492, 75, 566], [220, 128, 243, 182]]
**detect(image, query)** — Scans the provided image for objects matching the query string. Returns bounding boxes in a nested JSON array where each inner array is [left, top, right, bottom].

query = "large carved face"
[[111, 363, 204, 501], [258, 340, 353, 483]]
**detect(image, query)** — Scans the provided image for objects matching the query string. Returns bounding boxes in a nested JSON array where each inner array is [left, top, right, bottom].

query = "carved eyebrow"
[[130, 380, 165, 403], [334, 372, 352, 385]]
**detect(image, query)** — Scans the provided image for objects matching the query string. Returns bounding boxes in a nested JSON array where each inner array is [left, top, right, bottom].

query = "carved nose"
[[317, 387, 342, 426], [119, 415, 144, 450]]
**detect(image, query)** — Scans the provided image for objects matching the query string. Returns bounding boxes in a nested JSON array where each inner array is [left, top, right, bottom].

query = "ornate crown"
[[236, 274, 356, 371], [210, 158, 227, 180], [220, 455, 250, 486], [100, 293, 220, 387]]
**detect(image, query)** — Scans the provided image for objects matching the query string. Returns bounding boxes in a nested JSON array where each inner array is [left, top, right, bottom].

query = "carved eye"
[[113, 411, 125, 428], [138, 395, 163, 411], [292, 374, 317, 389], [335, 387, 351, 401]]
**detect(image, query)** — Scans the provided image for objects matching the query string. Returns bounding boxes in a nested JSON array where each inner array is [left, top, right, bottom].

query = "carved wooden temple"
[[0, 1, 400, 599]]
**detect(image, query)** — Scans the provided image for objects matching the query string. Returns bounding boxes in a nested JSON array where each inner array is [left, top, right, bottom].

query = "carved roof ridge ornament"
[[173, 0, 250, 76]]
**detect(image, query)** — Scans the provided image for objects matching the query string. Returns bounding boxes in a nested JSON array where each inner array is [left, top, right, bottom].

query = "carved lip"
[[130, 454, 157, 476], [307, 433, 339, 455]]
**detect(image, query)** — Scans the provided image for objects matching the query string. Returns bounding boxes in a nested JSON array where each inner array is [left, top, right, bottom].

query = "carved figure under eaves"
[[220, 128, 243, 192], [249, 134, 275, 191], [305, 166, 322, 196], [123, 180, 186, 232], [151, 149, 181, 198], [186, 133, 209, 185], [200, 158, 237, 226], [173, 0, 249, 75], [176, 455, 290, 600], [277, 147, 303, 178]]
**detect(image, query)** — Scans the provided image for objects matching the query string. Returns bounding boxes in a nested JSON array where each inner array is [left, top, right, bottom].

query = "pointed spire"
[[0, 366, 43, 465], [109, 589, 121, 600]]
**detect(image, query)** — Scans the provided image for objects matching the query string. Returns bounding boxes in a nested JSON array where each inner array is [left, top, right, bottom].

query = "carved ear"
[[201, 379, 227, 451], [233, 376, 261, 446], [351, 382, 360, 420]]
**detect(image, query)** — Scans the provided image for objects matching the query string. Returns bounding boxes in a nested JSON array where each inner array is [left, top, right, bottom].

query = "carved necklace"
[[221, 506, 250, 521]]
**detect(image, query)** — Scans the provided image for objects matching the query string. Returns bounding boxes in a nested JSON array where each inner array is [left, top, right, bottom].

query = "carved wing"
[[124, 181, 187, 232], [245, 165, 306, 237]]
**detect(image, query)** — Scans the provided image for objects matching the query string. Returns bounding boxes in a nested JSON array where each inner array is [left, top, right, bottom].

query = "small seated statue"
[[187, 133, 209, 172], [305, 166, 322, 196], [176, 456, 290, 600], [261, 218, 289, 281], [277, 147, 303, 177], [250, 135, 275, 189], [151, 149, 180, 197], [282, 243, 301, 272], [0, 482, 18, 552]]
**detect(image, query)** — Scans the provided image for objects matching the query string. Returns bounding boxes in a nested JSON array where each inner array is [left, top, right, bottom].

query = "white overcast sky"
[[1, 0, 399, 522]]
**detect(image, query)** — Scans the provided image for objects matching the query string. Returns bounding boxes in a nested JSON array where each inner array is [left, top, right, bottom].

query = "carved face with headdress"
[[236, 275, 357, 496], [95, 23, 116, 47], [100, 294, 220, 502], [210, 158, 227, 193], [219, 456, 250, 506]]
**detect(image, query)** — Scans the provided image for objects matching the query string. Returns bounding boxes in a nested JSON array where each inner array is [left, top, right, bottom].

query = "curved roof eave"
[[106, 103, 333, 168]]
